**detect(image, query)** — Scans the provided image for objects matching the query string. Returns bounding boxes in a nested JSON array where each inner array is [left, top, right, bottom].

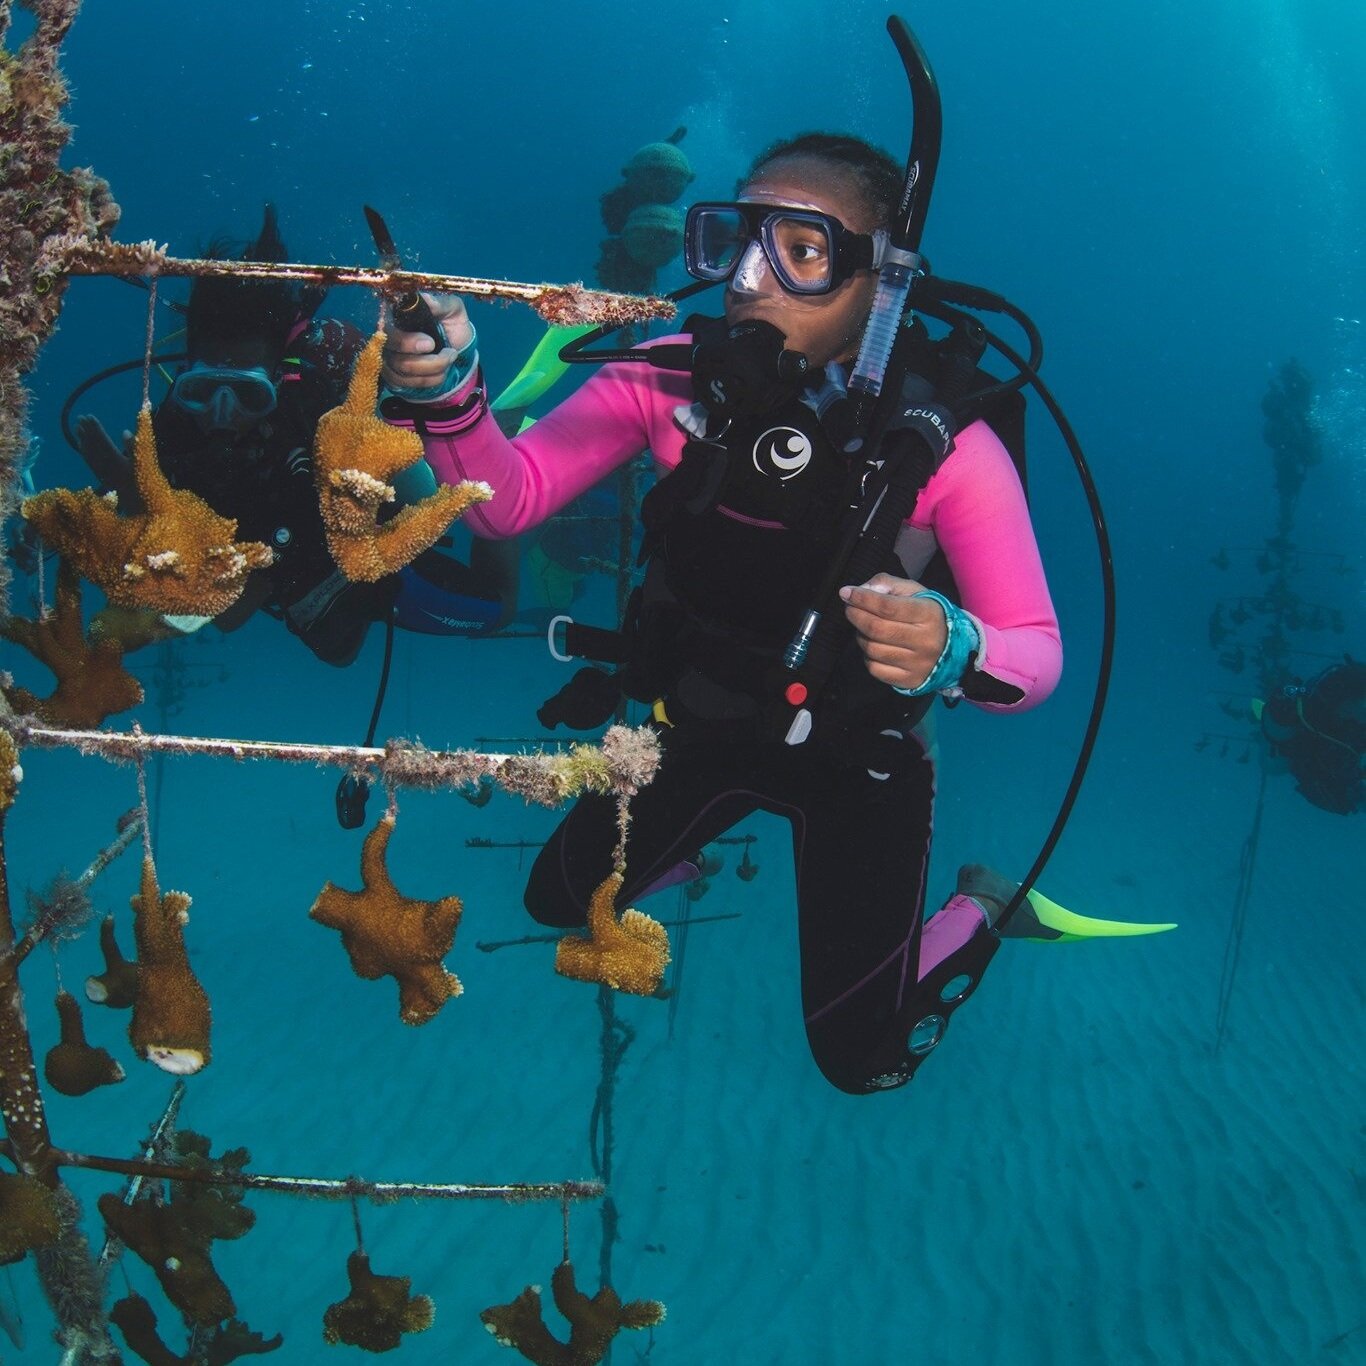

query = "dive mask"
[[169, 363, 278, 434], [684, 201, 887, 296]]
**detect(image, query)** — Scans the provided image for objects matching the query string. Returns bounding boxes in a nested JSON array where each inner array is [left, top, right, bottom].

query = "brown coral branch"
[[322, 1251, 434, 1352], [3, 719, 661, 802], [0, 557, 144, 727], [41, 238, 677, 327], [43, 989, 125, 1095]]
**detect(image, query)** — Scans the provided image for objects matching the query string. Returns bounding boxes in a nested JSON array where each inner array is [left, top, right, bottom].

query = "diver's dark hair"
[[185, 204, 322, 363], [742, 133, 903, 228]]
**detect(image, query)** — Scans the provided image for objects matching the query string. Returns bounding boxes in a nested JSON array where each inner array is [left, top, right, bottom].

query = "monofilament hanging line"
[[141, 275, 159, 409], [1213, 767, 1269, 1051], [132, 728, 154, 865]]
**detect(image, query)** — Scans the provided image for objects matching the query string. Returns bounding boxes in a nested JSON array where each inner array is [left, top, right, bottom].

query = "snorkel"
[[844, 16, 940, 448]]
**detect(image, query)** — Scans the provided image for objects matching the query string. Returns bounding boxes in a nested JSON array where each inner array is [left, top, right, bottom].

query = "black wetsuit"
[[525, 386, 946, 1095], [1263, 660, 1365, 814]]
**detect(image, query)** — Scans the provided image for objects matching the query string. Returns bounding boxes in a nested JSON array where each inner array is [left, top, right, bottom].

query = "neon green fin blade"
[[1251, 698, 1265, 721], [1025, 889, 1177, 943], [491, 324, 594, 413]]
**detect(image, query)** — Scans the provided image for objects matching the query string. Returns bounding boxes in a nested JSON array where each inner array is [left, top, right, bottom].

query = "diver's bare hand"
[[840, 573, 949, 691], [380, 292, 474, 394]]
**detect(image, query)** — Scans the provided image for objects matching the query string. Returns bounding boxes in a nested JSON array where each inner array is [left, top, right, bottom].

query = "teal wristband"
[[893, 589, 982, 697]]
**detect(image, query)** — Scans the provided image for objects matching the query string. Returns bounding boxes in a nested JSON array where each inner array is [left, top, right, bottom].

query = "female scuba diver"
[[380, 10, 1178, 1093]]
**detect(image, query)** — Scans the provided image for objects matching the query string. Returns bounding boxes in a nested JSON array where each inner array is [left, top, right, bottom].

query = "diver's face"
[[724, 157, 881, 370]]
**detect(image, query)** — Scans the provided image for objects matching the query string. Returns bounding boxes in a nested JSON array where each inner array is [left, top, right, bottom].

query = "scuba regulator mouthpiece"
[[691, 319, 809, 419]]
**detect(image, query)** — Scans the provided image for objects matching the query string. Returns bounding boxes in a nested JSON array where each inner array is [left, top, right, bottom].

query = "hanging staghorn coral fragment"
[[0, 557, 144, 727], [480, 1258, 665, 1365], [98, 1191, 237, 1328], [85, 911, 139, 1007], [555, 872, 670, 997], [313, 332, 491, 581], [109, 1292, 193, 1366], [322, 1250, 435, 1352], [100, 1129, 260, 1333], [22, 405, 273, 618], [43, 989, 124, 1095], [128, 856, 211, 1074], [309, 813, 463, 1025]]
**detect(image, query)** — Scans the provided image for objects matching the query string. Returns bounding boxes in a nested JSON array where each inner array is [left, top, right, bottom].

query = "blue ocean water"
[[3, 1, 1363, 1362]]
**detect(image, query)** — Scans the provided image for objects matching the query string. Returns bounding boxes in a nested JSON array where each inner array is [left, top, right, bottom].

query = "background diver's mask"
[[169, 363, 278, 436], [683, 201, 888, 296]]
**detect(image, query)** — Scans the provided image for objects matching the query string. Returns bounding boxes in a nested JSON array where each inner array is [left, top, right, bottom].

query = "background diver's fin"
[[491, 324, 594, 414]]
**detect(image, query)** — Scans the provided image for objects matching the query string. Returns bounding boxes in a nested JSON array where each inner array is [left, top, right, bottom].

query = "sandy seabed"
[[2, 619, 1361, 1366]]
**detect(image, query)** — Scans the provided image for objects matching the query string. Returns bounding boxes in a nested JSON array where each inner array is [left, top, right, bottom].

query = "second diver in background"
[[76, 206, 519, 667]]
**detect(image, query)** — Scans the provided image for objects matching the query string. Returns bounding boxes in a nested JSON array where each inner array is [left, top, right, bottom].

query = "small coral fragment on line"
[[128, 856, 212, 1074], [309, 813, 464, 1025], [554, 872, 670, 996], [481, 1258, 665, 1365], [322, 1250, 435, 1352]]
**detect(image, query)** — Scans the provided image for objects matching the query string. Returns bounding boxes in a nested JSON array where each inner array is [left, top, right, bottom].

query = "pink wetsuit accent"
[[399, 338, 1061, 711]]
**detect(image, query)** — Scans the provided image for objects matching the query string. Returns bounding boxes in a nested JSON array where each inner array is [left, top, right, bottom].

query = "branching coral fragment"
[[98, 1131, 258, 1332], [98, 1191, 236, 1328], [309, 813, 463, 1025], [313, 332, 491, 580], [480, 1259, 665, 1365], [322, 1250, 434, 1352], [0, 557, 143, 726], [109, 1292, 192, 1366], [128, 856, 211, 1074], [555, 872, 670, 996], [85, 912, 138, 1006], [22, 405, 273, 616], [43, 989, 125, 1095]]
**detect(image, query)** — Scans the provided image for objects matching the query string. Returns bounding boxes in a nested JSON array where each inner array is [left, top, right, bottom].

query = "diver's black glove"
[[536, 666, 622, 731]]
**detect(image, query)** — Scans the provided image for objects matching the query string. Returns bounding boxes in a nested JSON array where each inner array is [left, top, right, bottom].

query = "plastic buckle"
[[547, 614, 574, 664]]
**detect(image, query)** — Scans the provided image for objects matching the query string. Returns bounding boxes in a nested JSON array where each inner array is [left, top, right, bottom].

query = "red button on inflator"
[[784, 682, 808, 706]]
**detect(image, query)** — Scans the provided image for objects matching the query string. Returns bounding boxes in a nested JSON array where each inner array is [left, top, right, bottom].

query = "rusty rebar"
[[40, 237, 676, 329]]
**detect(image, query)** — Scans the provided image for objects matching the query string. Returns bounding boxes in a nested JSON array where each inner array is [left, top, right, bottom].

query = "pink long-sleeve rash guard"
[[391, 340, 1062, 712]]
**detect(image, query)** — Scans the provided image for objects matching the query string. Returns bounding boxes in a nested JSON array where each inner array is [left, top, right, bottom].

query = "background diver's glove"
[[379, 292, 479, 404], [90, 605, 200, 653]]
